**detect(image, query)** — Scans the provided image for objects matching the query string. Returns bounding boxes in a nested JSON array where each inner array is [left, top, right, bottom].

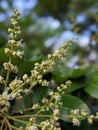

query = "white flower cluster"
[[9, 78, 23, 90], [40, 119, 61, 130], [26, 124, 38, 130], [70, 109, 88, 126], [0, 9, 25, 113], [3, 61, 18, 73], [72, 118, 80, 126], [0, 91, 11, 112], [26, 81, 71, 130]]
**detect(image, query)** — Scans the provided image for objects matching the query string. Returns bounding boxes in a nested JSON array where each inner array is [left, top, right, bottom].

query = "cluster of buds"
[[8, 9, 21, 39], [29, 42, 71, 90], [5, 48, 24, 59], [6, 9, 24, 58], [69, 109, 88, 126]]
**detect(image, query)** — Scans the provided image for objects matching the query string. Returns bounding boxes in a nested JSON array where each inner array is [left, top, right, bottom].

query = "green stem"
[[12, 81, 27, 94], [5, 70, 10, 89], [12, 77, 37, 94], [13, 114, 51, 118], [4, 117, 12, 130], [60, 115, 84, 119], [0, 119, 4, 130], [10, 125, 19, 130], [8, 116, 29, 124], [36, 95, 54, 115], [12, 115, 33, 118], [12, 114, 84, 119], [14, 107, 34, 113], [4, 57, 11, 89]]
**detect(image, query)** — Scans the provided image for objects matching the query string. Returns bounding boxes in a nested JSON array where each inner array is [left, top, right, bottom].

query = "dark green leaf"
[[60, 94, 90, 122], [0, 48, 8, 66], [17, 60, 35, 76], [32, 85, 48, 104], [66, 78, 86, 93], [24, 85, 48, 108]]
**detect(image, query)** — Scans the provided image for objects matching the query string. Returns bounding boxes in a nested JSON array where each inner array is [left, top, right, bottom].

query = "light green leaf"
[[85, 72, 98, 99], [53, 61, 85, 83], [69, 68, 84, 79]]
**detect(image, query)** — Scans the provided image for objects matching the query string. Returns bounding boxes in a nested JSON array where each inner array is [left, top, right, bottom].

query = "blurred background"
[[0, 0, 98, 64], [0, 0, 98, 130]]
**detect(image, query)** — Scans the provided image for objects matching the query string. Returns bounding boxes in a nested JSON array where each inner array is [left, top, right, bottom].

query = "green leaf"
[[52, 61, 84, 83], [32, 85, 48, 104], [66, 78, 86, 93], [17, 60, 35, 76], [24, 85, 48, 108], [84, 72, 98, 99], [0, 48, 8, 66], [52, 65, 72, 83], [69, 68, 84, 79], [12, 57, 41, 76], [60, 94, 90, 122]]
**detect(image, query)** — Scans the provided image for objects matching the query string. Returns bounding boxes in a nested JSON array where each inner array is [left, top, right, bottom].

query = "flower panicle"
[[5, 8, 24, 59], [1, 9, 98, 130]]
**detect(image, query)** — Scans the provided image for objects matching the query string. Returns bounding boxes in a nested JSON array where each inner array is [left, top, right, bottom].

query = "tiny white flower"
[[23, 74, 28, 81], [4, 48, 10, 54], [72, 118, 80, 126], [53, 109, 60, 116], [2, 91, 11, 100]]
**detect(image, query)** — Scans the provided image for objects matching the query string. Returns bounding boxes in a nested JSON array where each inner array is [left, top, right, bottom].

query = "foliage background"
[[0, 0, 98, 129]]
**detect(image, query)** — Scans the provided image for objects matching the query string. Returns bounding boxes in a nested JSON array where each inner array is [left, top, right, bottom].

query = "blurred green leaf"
[[52, 64, 72, 83], [85, 72, 98, 99], [53, 62, 84, 83], [69, 68, 84, 79]]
